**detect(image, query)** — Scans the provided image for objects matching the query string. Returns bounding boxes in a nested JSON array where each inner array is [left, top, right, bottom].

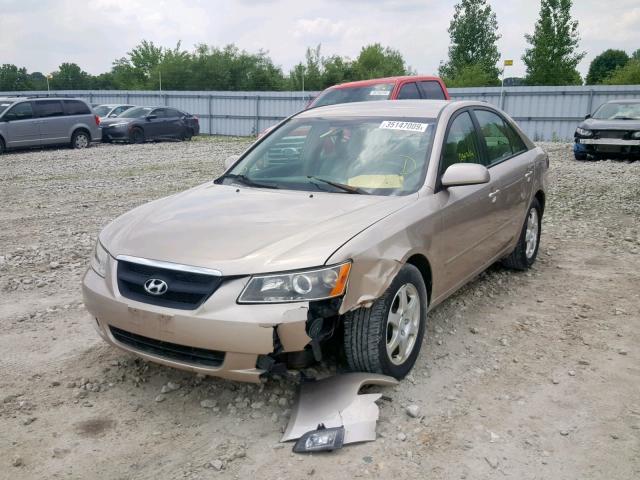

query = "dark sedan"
[[100, 106, 199, 143], [574, 100, 640, 160]]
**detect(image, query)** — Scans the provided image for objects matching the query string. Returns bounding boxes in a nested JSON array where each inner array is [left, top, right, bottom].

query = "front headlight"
[[109, 122, 128, 128], [632, 131, 640, 139], [90, 241, 109, 277], [238, 262, 351, 303], [576, 127, 593, 137]]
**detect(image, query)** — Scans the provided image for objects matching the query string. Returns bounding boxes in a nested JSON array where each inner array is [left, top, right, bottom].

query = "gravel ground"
[[0, 139, 639, 480]]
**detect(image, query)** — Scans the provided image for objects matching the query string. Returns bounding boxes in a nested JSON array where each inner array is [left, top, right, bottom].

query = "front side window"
[[397, 83, 421, 100], [474, 110, 518, 165], [441, 112, 481, 172], [312, 83, 395, 108], [4, 102, 32, 121], [218, 116, 436, 196], [151, 108, 167, 118], [34, 100, 64, 118]]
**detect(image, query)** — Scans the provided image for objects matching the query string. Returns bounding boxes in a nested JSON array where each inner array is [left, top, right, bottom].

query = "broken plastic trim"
[[282, 373, 399, 445], [293, 424, 345, 453]]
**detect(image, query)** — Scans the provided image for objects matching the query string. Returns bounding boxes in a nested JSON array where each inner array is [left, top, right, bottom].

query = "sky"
[[1, 0, 639, 80]]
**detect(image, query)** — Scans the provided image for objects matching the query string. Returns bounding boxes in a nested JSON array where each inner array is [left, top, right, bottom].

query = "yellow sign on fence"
[[504, 60, 514, 66]]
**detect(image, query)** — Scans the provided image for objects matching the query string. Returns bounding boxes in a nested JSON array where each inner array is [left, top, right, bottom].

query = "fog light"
[[293, 424, 345, 453]]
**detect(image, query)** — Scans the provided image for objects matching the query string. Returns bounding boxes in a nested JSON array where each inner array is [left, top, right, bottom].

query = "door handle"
[[524, 170, 533, 182], [488, 189, 501, 203]]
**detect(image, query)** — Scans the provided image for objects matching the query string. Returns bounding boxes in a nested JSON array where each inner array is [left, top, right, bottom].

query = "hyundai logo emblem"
[[144, 278, 168, 296]]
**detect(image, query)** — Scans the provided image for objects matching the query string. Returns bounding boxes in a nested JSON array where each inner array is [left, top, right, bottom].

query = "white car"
[[93, 104, 136, 121]]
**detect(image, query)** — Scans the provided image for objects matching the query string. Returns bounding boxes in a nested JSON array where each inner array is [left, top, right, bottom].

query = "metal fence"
[[3, 85, 640, 140]]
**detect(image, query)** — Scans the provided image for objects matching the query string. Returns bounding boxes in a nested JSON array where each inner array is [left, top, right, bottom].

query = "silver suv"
[[0, 97, 101, 153]]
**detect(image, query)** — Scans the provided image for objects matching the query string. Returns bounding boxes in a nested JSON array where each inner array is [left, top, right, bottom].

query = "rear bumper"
[[82, 259, 312, 383]]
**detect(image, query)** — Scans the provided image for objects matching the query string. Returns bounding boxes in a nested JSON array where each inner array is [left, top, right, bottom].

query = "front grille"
[[110, 326, 225, 367], [117, 259, 223, 310], [594, 130, 627, 139]]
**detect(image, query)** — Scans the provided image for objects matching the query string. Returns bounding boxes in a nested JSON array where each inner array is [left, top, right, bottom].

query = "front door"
[[3, 102, 39, 148], [434, 111, 502, 294]]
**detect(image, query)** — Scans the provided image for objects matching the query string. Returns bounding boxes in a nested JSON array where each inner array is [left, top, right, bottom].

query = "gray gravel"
[[1, 139, 638, 479]]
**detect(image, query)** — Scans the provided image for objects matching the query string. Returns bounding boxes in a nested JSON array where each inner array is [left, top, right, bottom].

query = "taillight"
[[94, 115, 100, 126], [194, 115, 199, 124]]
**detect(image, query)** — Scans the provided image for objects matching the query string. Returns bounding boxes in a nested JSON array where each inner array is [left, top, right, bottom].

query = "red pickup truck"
[[308, 76, 450, 108]]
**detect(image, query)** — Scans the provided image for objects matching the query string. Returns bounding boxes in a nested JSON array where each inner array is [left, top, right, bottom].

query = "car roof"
[[296, 99, 451, 119], [329, 76, 443, 90]]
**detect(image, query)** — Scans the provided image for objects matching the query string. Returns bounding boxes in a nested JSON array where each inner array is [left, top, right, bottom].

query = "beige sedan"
[[83, 100, 548, 383]]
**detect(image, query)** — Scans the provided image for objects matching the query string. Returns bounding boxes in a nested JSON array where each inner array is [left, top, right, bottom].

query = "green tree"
[[523, 0, 585, 85], [632, 49, 640, 61], [601, 59, 640, 85], [439, 0, 501, 85], [0, 64, 33, 91], [586, 49, 629, 84], [353, 43, 409, 79], [28, 72, 48, 90], [49, 63, 91, 89], [128, 40, 164, 83], [443, 63, 500, 87], [321, 55, 356, 88]]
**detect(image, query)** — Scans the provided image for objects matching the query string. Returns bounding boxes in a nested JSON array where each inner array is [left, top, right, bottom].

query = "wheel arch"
[[534, 189, 545, 215], [405, 253, 432, 304]]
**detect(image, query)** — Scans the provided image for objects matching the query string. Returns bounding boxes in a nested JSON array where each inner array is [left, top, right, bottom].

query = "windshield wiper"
[[220, 174, 280, 189], [307, 176, 369, 195]]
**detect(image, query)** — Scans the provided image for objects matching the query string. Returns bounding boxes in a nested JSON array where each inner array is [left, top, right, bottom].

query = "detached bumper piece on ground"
[[282, 373, 399, 453]]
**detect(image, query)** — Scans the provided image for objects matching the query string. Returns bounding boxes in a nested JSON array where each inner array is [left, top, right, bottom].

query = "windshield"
[[94, 105, 111, 116], [217, 116, 435, 196], [0, 101, 14, 116], [311, 83, 395, 108], [119, 107, 152, 118], [593, 102, 640, 120]]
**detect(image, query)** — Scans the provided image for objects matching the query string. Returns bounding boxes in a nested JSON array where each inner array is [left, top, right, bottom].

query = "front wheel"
[[502, 198, 542, 270], [130, 128, 145, 144], [343, 264, 427, 379]]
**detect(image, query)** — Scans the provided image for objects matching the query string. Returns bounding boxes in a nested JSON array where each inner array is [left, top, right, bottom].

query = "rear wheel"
[[574, 151, 587, 161], [502, 198, 542, 270], [71, 130, 90, 149], [130, 128, 145, 144], [182, 128, 193, 141], [0, 137, 5, 154], [343, 264, 427, 379]]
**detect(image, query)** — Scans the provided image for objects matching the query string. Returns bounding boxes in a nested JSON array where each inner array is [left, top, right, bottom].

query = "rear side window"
[[441, 112, 482, 172], [397, 82, 421, 100], [63, 100, 90, 115], [166, 108, 182, 117], [4, 102, 33, 121], [474, 110, 524, 165], [418, 81, 446, 100], [34, 100, 64, 118]]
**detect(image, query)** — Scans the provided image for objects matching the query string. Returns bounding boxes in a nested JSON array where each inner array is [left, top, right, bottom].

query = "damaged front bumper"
[[82, 258, 313, 383]]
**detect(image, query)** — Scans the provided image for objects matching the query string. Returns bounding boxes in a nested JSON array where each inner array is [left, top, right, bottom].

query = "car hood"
[[100, 183, 416, 276], [580, 118, 640, 130]]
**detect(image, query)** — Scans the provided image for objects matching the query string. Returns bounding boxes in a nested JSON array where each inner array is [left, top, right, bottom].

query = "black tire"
[[343, 264, 427, 379], [502, 198, 542, 270], [71, 130, 90, 149], [574, 151, 587, 161], [130, 128, 145, 144], [182, 128, 193, 141], [0, 137, 5, 155]]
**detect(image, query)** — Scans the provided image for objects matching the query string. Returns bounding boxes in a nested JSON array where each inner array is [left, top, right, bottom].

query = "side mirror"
[[108, 113, 118, 118], [224, 155, 240, 171], [441, 163, 490, 188], [146, 114, 157, 120], [585, 113, 592, 119]]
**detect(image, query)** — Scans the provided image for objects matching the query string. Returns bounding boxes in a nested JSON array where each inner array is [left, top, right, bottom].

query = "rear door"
[[33, 100, 68, 144], [472, 108, 534, 250], [434, 110, 502, 294], [164, 108, 184, 138], [2, 101, 40, 147]]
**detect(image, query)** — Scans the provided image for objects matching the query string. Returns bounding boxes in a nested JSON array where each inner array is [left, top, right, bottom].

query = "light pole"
[[46, 74, 51, 93], [500, 59, 513, 110]]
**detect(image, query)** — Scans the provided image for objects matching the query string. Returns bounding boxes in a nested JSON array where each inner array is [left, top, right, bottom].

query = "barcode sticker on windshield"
[[379, 121, 429, 133], [370, 90, 391, 96]]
